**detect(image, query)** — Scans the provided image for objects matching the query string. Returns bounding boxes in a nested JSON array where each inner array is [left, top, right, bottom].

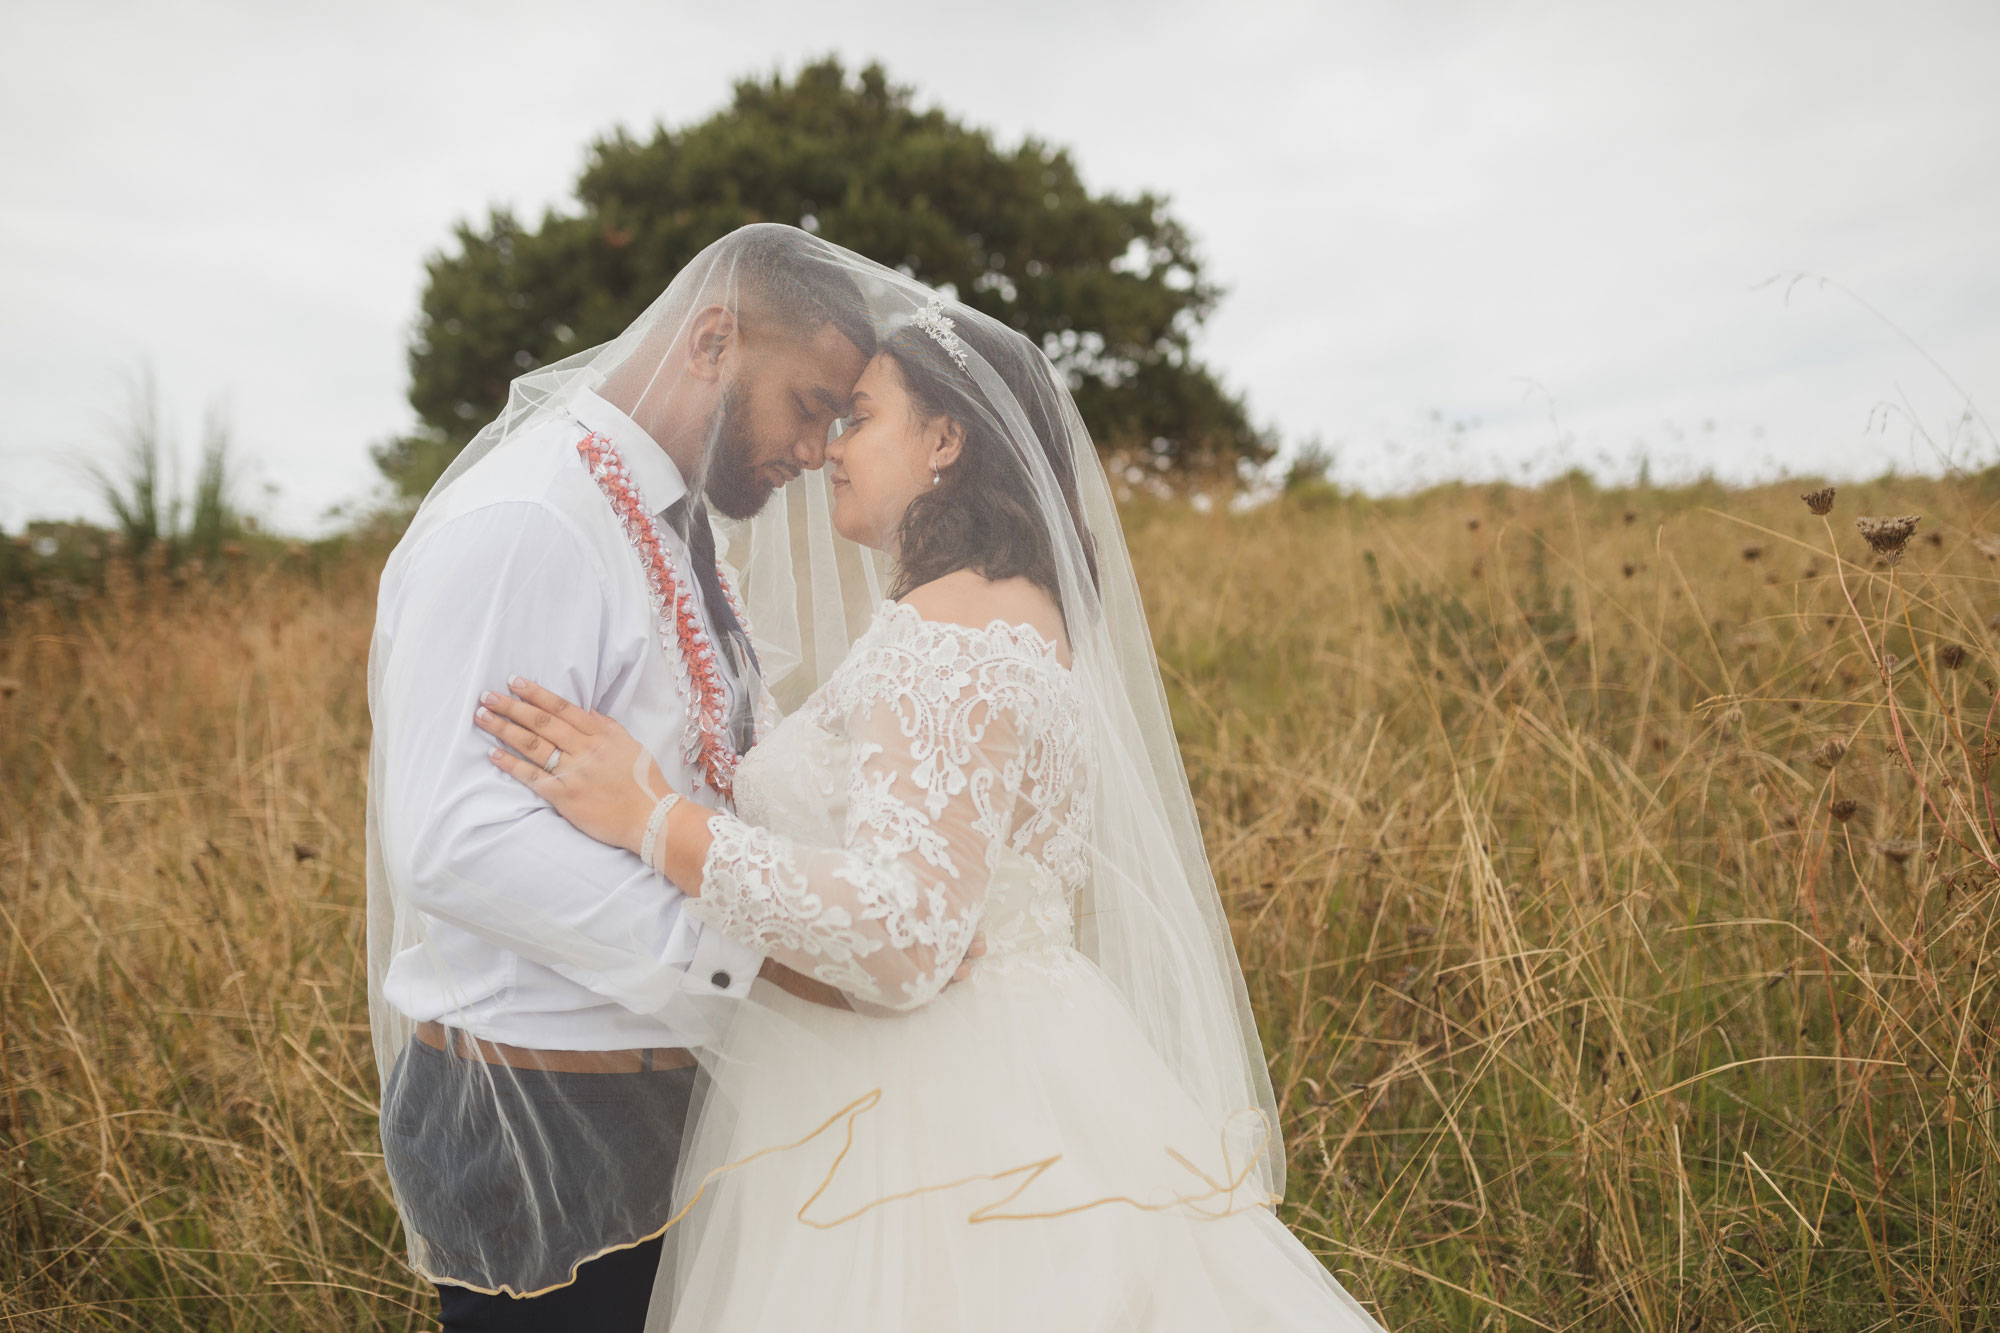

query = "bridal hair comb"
[[910, 294, 971, 374]]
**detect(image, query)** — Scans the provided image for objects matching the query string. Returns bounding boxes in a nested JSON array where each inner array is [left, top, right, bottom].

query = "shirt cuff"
[[682, 922, 761, 997]]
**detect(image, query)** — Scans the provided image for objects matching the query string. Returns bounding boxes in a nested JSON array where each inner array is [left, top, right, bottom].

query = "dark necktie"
[[662, 496, 758, 754]]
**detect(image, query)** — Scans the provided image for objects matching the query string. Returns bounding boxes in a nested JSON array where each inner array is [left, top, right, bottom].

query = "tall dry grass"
[[4, 475, 1999, 1329], [0, 553, 424, 1330]]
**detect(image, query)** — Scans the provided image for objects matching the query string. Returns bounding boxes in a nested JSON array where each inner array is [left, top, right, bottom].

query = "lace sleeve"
[[684, 625, 1045, 1011]]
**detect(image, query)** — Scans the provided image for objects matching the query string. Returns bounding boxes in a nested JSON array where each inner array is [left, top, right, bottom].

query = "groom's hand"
[[950, 934, 988, 985], [760, 935, 985, 1010], [743, 938, 991, 1008], [757, 957, 852, 1010]]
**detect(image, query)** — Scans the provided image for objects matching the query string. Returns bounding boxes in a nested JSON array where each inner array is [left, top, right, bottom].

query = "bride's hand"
[[477, 677, 666, 857]]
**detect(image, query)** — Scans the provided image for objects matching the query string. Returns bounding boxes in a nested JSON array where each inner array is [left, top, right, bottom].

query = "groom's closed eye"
[[806, 385, 851, 427]]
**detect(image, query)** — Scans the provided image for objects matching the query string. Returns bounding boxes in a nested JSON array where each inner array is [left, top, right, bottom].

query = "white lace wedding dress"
[[660, 602, 1383, 1330]]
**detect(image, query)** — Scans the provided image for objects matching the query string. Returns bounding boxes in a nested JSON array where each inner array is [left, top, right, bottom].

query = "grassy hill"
[[4, 472, 1998, 1329]]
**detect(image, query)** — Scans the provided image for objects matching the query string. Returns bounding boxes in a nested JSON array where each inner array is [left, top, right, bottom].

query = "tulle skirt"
[[653, 950, 1384, 1331]]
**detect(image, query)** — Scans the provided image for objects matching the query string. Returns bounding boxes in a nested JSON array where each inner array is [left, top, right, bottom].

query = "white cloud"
[[3, 0, 1995, 531]]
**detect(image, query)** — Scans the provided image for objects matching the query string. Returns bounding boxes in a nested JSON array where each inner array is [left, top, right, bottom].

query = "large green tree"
[[378, 59, 1266, 497]]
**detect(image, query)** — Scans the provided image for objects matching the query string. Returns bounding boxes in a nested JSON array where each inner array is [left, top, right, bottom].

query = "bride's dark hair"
[[881, 310, 1098, 612]]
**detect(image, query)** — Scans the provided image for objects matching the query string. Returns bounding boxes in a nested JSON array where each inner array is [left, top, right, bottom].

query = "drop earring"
[[931, 462, 941, 487]]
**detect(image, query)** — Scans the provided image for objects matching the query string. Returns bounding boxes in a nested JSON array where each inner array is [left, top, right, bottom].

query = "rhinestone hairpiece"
[[910, 294, 970, 374]]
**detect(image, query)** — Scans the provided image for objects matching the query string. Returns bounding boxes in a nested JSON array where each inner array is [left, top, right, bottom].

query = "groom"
[[369, 227, 873, 1332]]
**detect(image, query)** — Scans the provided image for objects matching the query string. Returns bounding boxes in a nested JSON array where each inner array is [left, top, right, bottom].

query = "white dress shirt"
[[374, 385, 763, 1050]]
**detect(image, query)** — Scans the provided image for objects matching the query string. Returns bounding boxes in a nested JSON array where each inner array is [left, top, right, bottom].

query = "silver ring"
[[542, 748, 562, 774]]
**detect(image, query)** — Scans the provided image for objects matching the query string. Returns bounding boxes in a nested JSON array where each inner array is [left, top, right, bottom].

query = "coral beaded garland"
[[574, 431, 752, 798]]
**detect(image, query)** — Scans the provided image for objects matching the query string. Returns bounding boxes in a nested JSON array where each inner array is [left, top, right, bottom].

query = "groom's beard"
[[701, 384, 780, 521]]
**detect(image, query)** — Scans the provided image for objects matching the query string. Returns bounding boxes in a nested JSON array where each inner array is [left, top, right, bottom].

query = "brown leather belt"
[[414, 1020, 696, 1074]]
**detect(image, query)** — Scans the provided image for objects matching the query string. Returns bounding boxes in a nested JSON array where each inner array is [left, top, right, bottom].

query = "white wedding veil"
[[365, 224, 1281, 1302]]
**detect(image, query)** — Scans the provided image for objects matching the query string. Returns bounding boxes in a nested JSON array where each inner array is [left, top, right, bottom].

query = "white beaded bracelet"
[[639, 792, 682, 876]]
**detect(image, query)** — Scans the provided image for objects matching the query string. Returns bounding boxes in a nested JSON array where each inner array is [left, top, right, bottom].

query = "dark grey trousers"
[[380, 1037, 697, 1331]]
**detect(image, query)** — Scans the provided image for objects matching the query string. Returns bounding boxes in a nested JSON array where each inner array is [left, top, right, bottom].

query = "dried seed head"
[[0, 676, 18, 702], [1622, 561, 1639, 578], [1466, 516, 1481, 531], [1829, 798, 1861, 823], [1742, 544, 1763, 561], [1974, 535, 2000, 562], [1878, 838, 1918, 864], [1938, 643, 1969, 670], [1802, 486, 1836, 515], [1622, 510, 1637, 525], [1854, 515, 1921, 565], [1811, 737, 1848, 770]]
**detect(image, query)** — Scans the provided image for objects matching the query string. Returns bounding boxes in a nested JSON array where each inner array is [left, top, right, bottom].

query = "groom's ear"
[[685, 305, 738, 382]]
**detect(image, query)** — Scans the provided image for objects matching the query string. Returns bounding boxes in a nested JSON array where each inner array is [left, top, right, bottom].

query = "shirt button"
[[711, 971, 732, 989]]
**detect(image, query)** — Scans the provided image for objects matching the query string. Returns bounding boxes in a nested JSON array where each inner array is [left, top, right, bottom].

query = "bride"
[[473, 262, 1383, 1328]]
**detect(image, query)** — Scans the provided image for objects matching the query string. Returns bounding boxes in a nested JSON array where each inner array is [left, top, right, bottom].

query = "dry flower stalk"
[[1855, 515, 1921, 567]]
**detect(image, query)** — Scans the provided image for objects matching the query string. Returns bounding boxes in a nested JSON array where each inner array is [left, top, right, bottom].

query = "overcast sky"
[[4, 0, 1996, 534]]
